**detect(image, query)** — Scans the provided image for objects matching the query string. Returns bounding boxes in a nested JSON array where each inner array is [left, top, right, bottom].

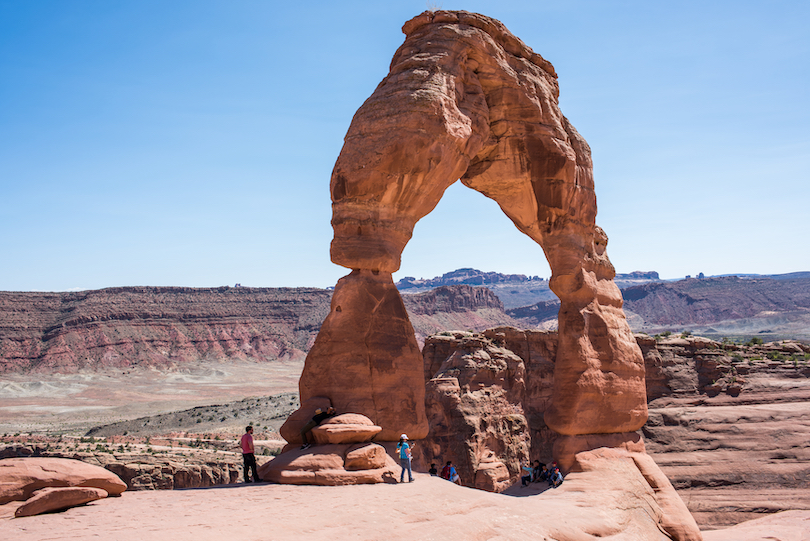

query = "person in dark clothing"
[[300, 406, 337, 449], [521, 460, 533, 487], [240, 425, 260, 483], [549, 467, 563, 488], [441, 461, 461, 484], [428, 463, 438, 476], [531, 460, 542, 482]]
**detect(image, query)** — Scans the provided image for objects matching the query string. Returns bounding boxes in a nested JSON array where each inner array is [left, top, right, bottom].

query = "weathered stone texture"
[[295, 271, 427, 441], [0, 457, 126, 504], [14, 486, 108, 518], [325, 9, 645, 439]]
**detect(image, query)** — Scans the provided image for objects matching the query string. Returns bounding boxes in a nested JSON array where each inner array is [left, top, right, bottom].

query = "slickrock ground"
[[641, 336, 810, 529], [702, 511, 810, 541], [0, 467, 687, 541]]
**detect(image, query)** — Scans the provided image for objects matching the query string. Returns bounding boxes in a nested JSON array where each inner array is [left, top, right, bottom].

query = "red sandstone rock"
[[258, 444, 398, 485], [472, 453, 511, 493], [14, 487, 108, 518], [278, 8, 646, 486], [294, 270, 428, 442], [0, 461, 707, 541], [0, 457, 126, 504], [640, 335, 810, 529], [554, 432, 646, 473], [324, 9, 645, 439], [570, 448, 703, 541], [311, 414, 383, 444], [279, 397, 333, 445], [630, 452, 702, 541], [416, 333, 530, 491], [344, 443, 388, 471]]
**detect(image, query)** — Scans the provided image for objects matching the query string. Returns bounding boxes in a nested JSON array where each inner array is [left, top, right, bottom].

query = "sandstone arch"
[[287, 10, 647, 443]]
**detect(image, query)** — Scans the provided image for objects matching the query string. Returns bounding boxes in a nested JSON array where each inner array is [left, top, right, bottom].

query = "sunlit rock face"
[[321, 9, 646, 438]]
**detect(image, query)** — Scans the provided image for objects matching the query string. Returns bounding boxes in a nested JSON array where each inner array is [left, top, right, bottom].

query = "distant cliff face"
[[0, 287, 332, 373], [509, 274, 810, 340], [622, 275, 810, 325], [0, 285, 519, 373], [397, 268, 545, 290]]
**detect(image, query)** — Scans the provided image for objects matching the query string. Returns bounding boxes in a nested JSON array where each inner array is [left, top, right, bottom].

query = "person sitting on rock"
[[549, 467, 563, 488], [521, 461, 533, 487], [240, 425, 260, 483], [428, 463, 438, 476], [535, 463, 550, 483], [396, 434, 414, 483], [441, 461, 461, 484], [531, 460, 542, 482], [300, 406, 337, 450]]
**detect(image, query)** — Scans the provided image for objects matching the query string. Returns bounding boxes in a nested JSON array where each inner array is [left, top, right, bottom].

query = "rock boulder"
[[14, 487, 108, 518], [311, 414, 383, 444], [0, 457, 126, 504], [259, 443, 398, 485]]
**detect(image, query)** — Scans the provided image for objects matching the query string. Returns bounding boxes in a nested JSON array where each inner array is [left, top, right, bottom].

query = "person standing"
[[396, 434, 413, 483], [241, 425, 260, 483]]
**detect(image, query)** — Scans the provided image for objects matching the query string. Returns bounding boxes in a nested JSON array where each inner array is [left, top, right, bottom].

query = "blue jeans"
[[399, 457, 413, 482]]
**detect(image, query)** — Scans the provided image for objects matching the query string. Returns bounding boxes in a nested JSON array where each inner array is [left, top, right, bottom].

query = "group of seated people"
[[428, 461, 462, 484], [521, 460, 564, 488]]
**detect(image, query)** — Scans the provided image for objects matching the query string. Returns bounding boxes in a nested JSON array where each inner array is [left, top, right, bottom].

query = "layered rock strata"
[[0, 286, 331, 373], [0, 285, 514, 375], [639, 336, 810, 529], [421, 328, 810, 530]]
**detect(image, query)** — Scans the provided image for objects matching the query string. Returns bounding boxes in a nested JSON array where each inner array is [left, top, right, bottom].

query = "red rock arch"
[[294, 10, 646, 442]]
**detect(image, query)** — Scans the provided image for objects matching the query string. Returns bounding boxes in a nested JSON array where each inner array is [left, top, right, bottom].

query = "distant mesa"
[[616, 270, 660, 280], [397, 268, 544, 290]]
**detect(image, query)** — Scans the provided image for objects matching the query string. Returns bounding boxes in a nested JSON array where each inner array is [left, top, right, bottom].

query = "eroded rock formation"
[[292, 9, 644, 448], [416, 332, 531, 491], [263, 412, 399, 485], [294, 271, 428, 441], [0, 457, 126, 517], [14, 487, 108, 518]]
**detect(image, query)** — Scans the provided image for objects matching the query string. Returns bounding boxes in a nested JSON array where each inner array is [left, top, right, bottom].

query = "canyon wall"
[[0, 287, 331, 373], [0, 285, 514, 373], [419, 328, 810, 529]]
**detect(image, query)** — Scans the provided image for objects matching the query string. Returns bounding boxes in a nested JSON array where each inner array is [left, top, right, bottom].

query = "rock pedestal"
[[261, 414, 399, 485], [292, 271, 428, 442]]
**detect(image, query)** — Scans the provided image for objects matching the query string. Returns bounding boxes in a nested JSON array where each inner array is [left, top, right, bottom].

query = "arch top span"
[[314, 10, 646, 438], [330, 10, 596, 277]]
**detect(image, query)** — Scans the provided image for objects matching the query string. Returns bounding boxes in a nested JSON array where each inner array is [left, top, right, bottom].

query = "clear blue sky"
[[1, 0, 808, 291]]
